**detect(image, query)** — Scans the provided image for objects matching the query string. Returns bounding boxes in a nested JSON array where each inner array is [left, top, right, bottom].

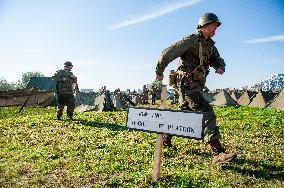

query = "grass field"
[[0, 105, 283, 187]]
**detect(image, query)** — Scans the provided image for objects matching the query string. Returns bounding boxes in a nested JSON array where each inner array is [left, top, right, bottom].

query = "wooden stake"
[[152, 85, 167, 183]]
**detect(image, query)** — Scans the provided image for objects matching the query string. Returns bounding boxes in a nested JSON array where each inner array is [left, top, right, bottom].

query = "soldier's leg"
[[56, 94, 64, 120], [184, 89, 220, 142], [184, 89, 236, 163], [163, 87, 192, 147], [66, 94, 75, 120]]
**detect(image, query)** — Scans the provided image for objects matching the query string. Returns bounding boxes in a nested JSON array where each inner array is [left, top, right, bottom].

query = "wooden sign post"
[[126, 86, 204, 183], [152, 86, 167, 182]]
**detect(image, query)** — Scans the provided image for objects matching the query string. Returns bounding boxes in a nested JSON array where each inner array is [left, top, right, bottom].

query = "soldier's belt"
[[191, 65, 207, 81], [177, 70, 203, 89]]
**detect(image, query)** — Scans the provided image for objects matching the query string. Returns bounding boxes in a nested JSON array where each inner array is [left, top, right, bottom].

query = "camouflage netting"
[[0, 88, 55, 107]]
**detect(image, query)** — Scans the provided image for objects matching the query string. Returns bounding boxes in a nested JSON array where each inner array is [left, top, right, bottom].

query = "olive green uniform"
[[52, 69, 77, 119], [142, 85, 149, 104], [156, 30, 225, 143]]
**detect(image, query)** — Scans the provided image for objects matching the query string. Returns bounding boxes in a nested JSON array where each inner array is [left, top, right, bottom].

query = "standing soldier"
[[155, 13, 237, 163], [52, 61, 78, 120], [169, 70, 179, 104], [142, 85, 149, 105], [151, 85, 157, 105]]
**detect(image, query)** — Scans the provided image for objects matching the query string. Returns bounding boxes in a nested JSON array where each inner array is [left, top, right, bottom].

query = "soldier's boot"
[[56, 105, 64, 120], [56, 113, 63, 120], [67, 114, 74, 120], [163, 134, 173, 147], [209, 140, 237, 164]]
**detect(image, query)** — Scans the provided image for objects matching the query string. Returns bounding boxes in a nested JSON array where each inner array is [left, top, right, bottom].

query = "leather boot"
[[209, 140, 237, 164], [163, 134, 173, 147], [68, 115, 74, 120], [57, 115, 61, 120]]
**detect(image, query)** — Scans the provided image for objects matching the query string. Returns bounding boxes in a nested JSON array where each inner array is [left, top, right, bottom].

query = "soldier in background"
[[155, 13, 236, 163], [169, 70, 179, 104], [142, 85, 149, 104], [151, 85, 157, 105], [52, 61, 78, 120]]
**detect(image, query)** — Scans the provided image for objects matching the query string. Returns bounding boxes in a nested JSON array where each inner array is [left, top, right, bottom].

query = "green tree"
[[17, 71, 45, 89], [0, 78, 16, 91], [149, 80, 163, 100], [0, 78, 17, 91]]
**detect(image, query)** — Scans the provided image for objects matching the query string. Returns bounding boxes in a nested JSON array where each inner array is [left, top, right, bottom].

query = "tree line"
[[0, 71, 44, 91]]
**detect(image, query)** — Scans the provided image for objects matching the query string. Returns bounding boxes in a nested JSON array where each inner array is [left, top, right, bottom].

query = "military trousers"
[[56, 93, 75, 118], [179, 85, 221, 142]]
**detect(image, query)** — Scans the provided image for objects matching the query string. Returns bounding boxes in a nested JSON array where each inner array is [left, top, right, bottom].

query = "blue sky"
[[0, 0, 283, 91]]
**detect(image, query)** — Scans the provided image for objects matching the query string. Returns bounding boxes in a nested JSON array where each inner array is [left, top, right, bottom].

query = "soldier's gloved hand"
[[69, 75, 77, 81], [215, 68, 224, 75]]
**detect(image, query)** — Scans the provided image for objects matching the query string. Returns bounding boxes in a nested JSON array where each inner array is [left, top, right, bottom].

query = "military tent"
[[110, 91, 134, 109], [27, 77, 56, 90], [74, 91, 106, 112], [266, 88, 284, 109], [74, 89, 135, 112], [0, 88, 55, 107], [210, 90, 238, 106], [248, 91, 276, 108], [229, 91, 241, 102], [237, 91, 256, 106]]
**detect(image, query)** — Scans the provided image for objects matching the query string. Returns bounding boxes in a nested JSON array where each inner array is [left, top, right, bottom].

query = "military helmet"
[[64, 61, 73, 67], [197, 13, 221, 29]]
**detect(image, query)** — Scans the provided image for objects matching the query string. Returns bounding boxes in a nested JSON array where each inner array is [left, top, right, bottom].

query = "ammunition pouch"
[[169, 72, 178, 86], [191, 65, 208, 81], [177, 70, 201, 90]]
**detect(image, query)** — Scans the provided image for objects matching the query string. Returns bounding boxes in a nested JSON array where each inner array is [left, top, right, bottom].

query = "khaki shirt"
[[52, 69, 77, 94], [156, 31, 226, 82]]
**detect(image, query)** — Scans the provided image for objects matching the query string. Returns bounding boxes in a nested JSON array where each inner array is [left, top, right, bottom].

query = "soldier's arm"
[[156, 35, 194, 77], [208, 45, 226, 71], [52, 70, 66, 82], [69, 73, 77, 83]]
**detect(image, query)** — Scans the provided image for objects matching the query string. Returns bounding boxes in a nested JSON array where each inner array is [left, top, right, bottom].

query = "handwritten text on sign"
[[126, 107, 204, 139]]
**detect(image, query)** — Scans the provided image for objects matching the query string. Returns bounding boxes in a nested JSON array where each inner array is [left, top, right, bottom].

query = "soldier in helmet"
[[52, 61, 78, 120], [142, 85, 149, 105], [155, 13, 237, 163], [169, 70, 179, 104]]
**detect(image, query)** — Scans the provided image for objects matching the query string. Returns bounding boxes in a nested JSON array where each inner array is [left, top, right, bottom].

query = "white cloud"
[[109, 0, 203, 30], [243, 34, 284, 43]]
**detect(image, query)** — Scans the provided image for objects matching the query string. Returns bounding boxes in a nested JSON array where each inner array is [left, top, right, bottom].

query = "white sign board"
[[126, 107, 204, 139]]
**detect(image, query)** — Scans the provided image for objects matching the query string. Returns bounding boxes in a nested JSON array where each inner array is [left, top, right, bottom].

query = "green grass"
[[0, 106, 283, 187]]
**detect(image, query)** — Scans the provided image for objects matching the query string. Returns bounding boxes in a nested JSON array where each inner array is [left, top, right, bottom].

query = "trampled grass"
[[0, 105, 283, 187]]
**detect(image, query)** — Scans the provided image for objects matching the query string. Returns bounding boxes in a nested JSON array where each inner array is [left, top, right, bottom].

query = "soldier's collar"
[[196, 30, 215, 44]]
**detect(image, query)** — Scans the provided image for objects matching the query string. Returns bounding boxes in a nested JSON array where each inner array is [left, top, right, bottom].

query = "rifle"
[[18, 87, 37, 113]]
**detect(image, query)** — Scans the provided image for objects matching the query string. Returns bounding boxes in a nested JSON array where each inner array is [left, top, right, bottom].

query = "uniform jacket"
[[156, 31, 226, 83], [52, 69, 77, 94]]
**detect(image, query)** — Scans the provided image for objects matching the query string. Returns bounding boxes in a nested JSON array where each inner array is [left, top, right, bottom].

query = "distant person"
[[142, 85, 149, 104], [52, 61, 78, 120], [151, 86, 157, 105], [169, 70, 179, 104], [155, 13, 236, 163]]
